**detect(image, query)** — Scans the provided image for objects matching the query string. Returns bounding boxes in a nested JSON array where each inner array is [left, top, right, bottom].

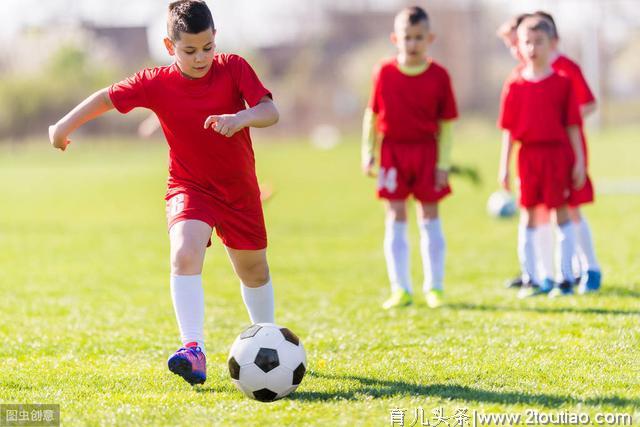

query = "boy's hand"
[[572, 161, 586, 190], [498, 169, 510, 191], [48, 124, 70, 151], [204, 114, 246, 138], [435, 169, 449, 191], [362, 156, 376, 177]]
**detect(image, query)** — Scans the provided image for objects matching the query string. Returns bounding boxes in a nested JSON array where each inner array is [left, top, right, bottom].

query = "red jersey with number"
[[109, 53, 271, 210], [498, 72, 582, 145], [369, 58, 458, 144]]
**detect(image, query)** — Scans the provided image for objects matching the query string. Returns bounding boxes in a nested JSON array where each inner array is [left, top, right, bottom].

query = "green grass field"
[[1, 123, 638, 426]]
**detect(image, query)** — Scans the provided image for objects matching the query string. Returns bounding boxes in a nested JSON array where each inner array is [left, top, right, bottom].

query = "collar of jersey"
[[396, 61, 430, 76]]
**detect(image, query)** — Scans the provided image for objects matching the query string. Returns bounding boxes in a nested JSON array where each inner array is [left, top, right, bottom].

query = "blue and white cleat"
[[549, 281, 575, 298], [578, 270, 602, 294]]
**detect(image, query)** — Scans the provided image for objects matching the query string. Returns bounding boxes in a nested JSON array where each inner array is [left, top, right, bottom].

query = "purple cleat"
[[168, 343, 206, 385]]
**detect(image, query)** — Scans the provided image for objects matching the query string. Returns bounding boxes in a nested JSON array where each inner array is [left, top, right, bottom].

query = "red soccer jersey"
[[509, 55, 595, 107], [369, 58, 458, 144], [498, 72, 582, 145], [109, 53, 271, 210], [552, 54, 595, 107]]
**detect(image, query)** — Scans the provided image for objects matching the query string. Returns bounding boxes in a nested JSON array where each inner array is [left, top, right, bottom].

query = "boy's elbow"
[[99, 87, 114, 109], [269, 104, 279, 125]]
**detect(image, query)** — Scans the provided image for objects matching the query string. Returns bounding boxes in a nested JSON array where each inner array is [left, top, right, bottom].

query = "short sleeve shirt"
[[109, 53, 271, 209], [369, 58, 458, 144]]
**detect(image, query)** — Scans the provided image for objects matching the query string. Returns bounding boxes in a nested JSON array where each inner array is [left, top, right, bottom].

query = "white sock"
[[383, 220, 412, 293], [241, 279, 275, 324], [170, 274, 205, 353], [419, 218, 446, 292], [575, 218, 600, 272], [535, 223, 555, 281], [557, 222, 577, 283], [518, 224, 538, 284]]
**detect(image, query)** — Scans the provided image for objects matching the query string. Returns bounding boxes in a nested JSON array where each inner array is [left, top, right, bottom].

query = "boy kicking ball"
[[362, 6, 458, 309], [49, 0, 279, 385]]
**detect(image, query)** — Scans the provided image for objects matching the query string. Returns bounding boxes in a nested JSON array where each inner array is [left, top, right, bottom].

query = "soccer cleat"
[[540, 278, 555, 294], [425, 289, 444, 308], [518, 280, 552, 298], [548, 281, 575, 298], [168, 344, 206, 385], [505, 275, 524, 289], [517, 283, 539, 298], [578, 270, 602, 294], [382, 289, 413, 310]]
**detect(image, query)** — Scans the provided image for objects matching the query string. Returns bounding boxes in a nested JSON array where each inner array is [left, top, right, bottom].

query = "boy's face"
[[391, 19, 433, 63], [164, 28, 216, 79], [517, 27, 556, 68]]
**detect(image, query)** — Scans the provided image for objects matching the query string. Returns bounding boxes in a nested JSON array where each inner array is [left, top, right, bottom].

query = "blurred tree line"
[[0, 44, 143, 140]]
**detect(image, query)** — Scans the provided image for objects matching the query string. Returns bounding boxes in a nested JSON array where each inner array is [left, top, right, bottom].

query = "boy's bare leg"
[[416, 202, 445, 303], [226, 247, 274, 323], [168, 219, 212, 355], [383, 200, 412, 299], [170, 220, 211, 274]]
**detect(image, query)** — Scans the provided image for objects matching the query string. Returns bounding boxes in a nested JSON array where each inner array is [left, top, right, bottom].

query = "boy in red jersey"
[[498, 16, 586, 298], [48, 0, 279, 385], [362, 6, 458, 309], [498, 12, 602, 294]]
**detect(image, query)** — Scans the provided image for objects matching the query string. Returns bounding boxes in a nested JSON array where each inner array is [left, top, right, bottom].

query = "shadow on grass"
[[291, 372, 638, 408], [598, 285, 640, 299], [447, 303, 640, 317]]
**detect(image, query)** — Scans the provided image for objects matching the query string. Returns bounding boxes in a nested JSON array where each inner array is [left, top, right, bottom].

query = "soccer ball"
[[487, 190, 517, 218], [228, 323, 307, 402]]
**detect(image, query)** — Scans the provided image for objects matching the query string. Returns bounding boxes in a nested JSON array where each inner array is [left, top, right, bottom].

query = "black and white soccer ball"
[[228, 323, 307, 402]]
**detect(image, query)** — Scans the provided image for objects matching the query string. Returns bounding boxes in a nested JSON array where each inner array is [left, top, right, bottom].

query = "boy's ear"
[[427, 33, 436, 43], [164, 37, 175, 56], [390, 32, 397, 45]]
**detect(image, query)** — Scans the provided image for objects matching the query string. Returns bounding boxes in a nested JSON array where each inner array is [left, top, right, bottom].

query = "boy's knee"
[[238, 261, 270, 287], [171, 245, 202, 274]]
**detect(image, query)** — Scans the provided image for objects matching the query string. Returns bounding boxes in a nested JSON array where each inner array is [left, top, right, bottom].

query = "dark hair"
[[514, 13, 532, 29], [533, 11, 559, 39], [397, 6, 430, 27], [167, 0, 215, 41], [520, 16, 556, 39]]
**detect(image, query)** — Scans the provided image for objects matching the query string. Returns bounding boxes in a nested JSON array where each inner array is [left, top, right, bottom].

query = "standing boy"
[[48, 0, 279, 385], [498, 16, 586, 298], [362, 6, 458, 309], [498, 12, 601, 293]]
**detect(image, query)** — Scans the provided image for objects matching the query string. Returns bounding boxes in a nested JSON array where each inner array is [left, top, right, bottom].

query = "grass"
[[0, 122, 639, 426]]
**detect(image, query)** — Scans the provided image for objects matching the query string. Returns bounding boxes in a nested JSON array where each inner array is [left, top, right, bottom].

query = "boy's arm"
[[567, 125, 586, 189], [435, 119, 454, 190], [581, 102, 597, 119], [204, 96, 278, 137], [361, 107, 377, 177], [498, 130, 514, 191], [48, 88, 114, 151]]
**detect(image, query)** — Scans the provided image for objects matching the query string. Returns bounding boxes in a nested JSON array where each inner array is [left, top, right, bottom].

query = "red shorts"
[[566, 132, 595, 207], [166, 189, 267, 250], [377, 141, 451, 202], [517, 144, 572, 209], [569, 174, 594, 206]]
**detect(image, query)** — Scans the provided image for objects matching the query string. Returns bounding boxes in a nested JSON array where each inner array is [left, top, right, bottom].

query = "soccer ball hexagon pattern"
[[228, 323, 307, 402]]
